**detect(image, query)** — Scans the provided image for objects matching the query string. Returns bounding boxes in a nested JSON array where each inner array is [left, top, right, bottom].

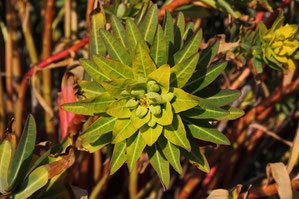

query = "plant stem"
[[0, 63, 5, 135], [64, 0, 71, 39], [93, 150, 101, 182], [136, 175, 159, 199], [129, 164, 138, 199]]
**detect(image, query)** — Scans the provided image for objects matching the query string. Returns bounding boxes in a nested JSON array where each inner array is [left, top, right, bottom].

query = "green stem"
[[129, 165, 138, 199]]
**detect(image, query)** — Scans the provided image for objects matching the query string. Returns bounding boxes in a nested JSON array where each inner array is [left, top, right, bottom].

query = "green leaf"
[[148, 64, 170, 94], [170, 53, 199, 88], [80, 59, 110, 83], [132, 42, 156, 79], [13, 166, 48, 199], [61, 102, 96, 116], [197, 40, 219, 69], [164, 114, 191, 151], [78, 93, 115, 114], [157, 136, 182, 174], [185, 62, 227, 94], [93, 54, 134, 79], [111, 15, 129, 50], [80, 115, 117, 143], [0, 139, 12, 193], [77, 80, 106, 98], [7, 115, 36, 190], [112, 119, 137, 143], [174, 29, 202, 65], [110, 140, 127, 175], [182, 22, 194, 46], [150, 25, 167, 67], [100, 79, 135, 99], [140, 124, 163, 146], [106, 98, 131, 118], [126, 19, 149, 55], [139, 4, 158, 45], [130, 110, 151, 129], [171, 88, 200, 113], [181, 97, 229, 119], [127, 132, 146, 171], [134, 3, 149, 25], [214, 106, 244, 120], [183, 118, 230, 145], [100, 29, 132, 66], [173, 12, 185, 53], [147, 144, 170, 189], [153, 101, 173, 126], [82, 133, 112, 153], [196, 88, 240, 106], [181, 140, 209, 173], [163, 10, 174, 62], [89, 9, 106, 57]]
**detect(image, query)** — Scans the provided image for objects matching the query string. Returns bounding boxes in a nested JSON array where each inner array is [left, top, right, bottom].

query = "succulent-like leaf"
[[132, 42, 156, 79], [182, 22, 194, 46], [164, 114, 191, 151], [130, 111, 151, 129], [0, 139, 12, 193], [127, 132, 146, 171], [80, 59, 110, 83], [171, 88, 200, 113], [93, 54, 134, 79], [82, 133, 112, 153], [111, 15, 129, 50], [181, 97, 229, 119], [214, 107, 244, 120], [134, 3, 149, 25], [89, 9, 106, 57], [76, 93, 115, 114], [106, 98, 131, 118], [139, 4, 158, 45], [157, 136, 182, 174], [147, 144, 170, 189], [174, 29, 202, 65], [150, 25, 167, 67], [100, 79, 135, 99], [112, 119, 137, 143], [183, 118, 230, 145], [13, 166, 48, 199], [163, 10, 174, 62], [196, 88, 240, 106], [7, 115, 36, 190], [110, 140, 127, 175], [61, 102, 96, 116], [126, 19, 149, 55], [140, 124, 163, 146], [77, 80, 106, 98], [173, 12, 185, 53], [148, 64, 170, 94], [170, 53, 199, 88], [100, 29, 132, 66], [197, 40, 219, 69], [153, 101, 173, 126]]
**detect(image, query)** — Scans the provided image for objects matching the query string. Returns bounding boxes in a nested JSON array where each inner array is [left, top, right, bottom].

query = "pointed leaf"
[[181, 140, 210, 173], [0, 139, 12, 193], [174, 29, 202, 65], [181, 98, 229, 119], [80, 59, 110, 83], [61, 102, 96, 116], [82, 133, 112, 153], [100, 79, 135, 99], [100, 29, 132, 66], [214, 107, 244, 120], [110, 140, 127, 175], [112, 119, 137, 143], [147, 144, 170, 189], [197, 40, 219, 70], [196, 88, 240, 106], [140, 124, 163, 146], [164, 114, 191, 151], [170, 53, 199, 88], [130, 110, 151, 129], [93, 54, 134, 79], [148, 64, 170, 94], [139, 4, 158, 45], [171, 88, 200, 113], [126, 19, 149, 55], [183, 118, 230, 145], [163, 10, 174, 62], [157, 136, 182, 174], [78, 93, 115, 114], [77, 80, 106, 98], [133, 42, 156, 79], [89, 9, 106, 57], [127, 132, 146, 171], [185, 62, 228, 94], [153, 101, 173, 126], [7, 115, 36, 190], [106, 98, 131, 118], [182, 22, 194, 46], [111, 15, 129, 50], [13, 166, 48, 199], [173, 12, 185, 53], [150, 25, 167, 67], [80, 115, 117, 143], [134, 3, 149, 25]]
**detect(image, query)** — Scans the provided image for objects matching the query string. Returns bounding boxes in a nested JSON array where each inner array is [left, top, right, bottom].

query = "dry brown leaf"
[[207, 189, 229, 199], [287, 123, 299, 173], [266, 162, 292, 199]]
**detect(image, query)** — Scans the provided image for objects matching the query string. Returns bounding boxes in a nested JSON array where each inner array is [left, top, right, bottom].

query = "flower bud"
[[146, 92, 164, 104], [131, 89, 146, 99], [116, 3, 126, 18], [120, 90, 130, 97], [163, 92, 174, 102], [147, 80, 160, 92], [147, 116, 157, 127], [149, 104, 161, 116], [125, 98, 139, 109], [136, 105, 148, 118]]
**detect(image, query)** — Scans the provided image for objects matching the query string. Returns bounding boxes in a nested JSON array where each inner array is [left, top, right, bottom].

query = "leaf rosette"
[[62, 3, 244, 188]]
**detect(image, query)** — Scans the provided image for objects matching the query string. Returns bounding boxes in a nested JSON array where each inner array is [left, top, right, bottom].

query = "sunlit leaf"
[[171, 88, 200, 113], [139, 4, 158, 45], [78, 93, 115, 114], [112, 119, 137, 143], [196, 88, 240, 106], [153, 101, 173, 126], [140, 124, 163, 146], [0, 139, 12, 193], [100, 79, 135, 99], [214, 106, 244, 120], [80, 59, 110, 83], [173, 12, 185, 53], [182, 22, 194, 46], [77, 80, 106, 98], [148, 64, 170, 94], [111, 15, 129, 50], [110, 140, 127, 175], [130, 110, 151, 129], [163, 10, 174, 62], [82, 133, 112, 153], [127, 132, 146, 171], [106, 98, 131, 118], [89, 9, 106, 57], [150, 25, 167, 67]]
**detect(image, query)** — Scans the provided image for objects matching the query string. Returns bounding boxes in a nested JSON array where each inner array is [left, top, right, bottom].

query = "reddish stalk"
[[158, 0, 193, 20], [229, 67, 251, 90]]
